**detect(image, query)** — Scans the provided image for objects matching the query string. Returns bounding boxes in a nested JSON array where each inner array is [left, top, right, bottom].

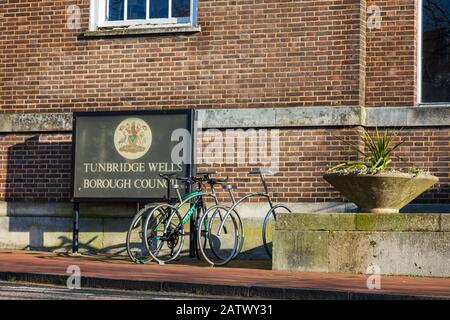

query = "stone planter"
[[323, 173, 439, 214]]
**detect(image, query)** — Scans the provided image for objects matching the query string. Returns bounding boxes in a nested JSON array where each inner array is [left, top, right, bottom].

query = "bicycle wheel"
[[126, 205, 155, 264], [232, 210, 244, 258], [262, 205, 291, 258], [197, 206, 239, 266], [207, 207, 245, 258], [143, 204, 185, 264]]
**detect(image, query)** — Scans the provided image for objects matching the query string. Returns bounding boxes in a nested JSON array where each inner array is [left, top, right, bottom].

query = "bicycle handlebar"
[[177, 175, 228, 186], [249, 169, 272, 175], [158, 172, 178, 181], [249, 168, 271, 194], [195, 170, 218, 176]]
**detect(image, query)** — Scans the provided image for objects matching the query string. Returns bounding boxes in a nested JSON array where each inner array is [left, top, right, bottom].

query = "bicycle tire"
[[143, 204, 185, 264], [262, 204, 292, 258], [197, 205, 239, 266], [126, 205, 155, 264]]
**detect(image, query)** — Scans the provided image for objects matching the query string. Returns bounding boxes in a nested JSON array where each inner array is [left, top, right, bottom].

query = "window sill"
[[417, 103, 450, 108], [84, 24, 201, 37]]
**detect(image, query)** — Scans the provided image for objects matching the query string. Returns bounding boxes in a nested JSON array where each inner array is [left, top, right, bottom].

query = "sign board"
[[71, 110, 193, 202]]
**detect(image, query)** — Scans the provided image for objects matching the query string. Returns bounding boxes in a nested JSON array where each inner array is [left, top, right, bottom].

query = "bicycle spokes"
[[144, 205, 185, 264]]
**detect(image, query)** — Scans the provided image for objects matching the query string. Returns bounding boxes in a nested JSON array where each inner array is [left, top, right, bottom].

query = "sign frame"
[[70, 109, 195, 203]]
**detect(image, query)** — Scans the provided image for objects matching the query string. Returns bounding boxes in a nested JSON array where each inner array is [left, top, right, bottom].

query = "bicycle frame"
[[162, 190, 219, 234], [216, 192, 270, 236]]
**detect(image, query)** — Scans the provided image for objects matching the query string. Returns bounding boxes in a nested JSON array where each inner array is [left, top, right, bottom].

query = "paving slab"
[[0, 250, 448, 299]]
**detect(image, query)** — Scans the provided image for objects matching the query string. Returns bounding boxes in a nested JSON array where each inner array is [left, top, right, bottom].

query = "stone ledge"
[[197, 106, 363, 128], [276, 213, 447, 232], [442, 214, 450, 231], [84, 25, 201, 37], [0, 201, 448, 218], [0, 113, 72, 133], [366, 106, 450, 127], [0, 201, 137, 218], [0, 106, 449, 132], [355, 213, 441, 232]]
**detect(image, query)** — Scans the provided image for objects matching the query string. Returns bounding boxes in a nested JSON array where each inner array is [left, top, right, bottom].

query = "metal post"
[[72, 202, 80, 254], [189, 200, 198, 258], [194, 203, 202, 260]]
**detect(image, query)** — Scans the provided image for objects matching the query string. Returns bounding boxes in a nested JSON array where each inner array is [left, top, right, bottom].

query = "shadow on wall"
[[5, 135, 72, 202], [4, 135, 129, 254], [413, 181, 450, 205]]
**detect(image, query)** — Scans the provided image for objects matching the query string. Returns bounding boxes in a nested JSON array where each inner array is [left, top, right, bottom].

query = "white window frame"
[[417, 0, 450, 106], [89, 0, 197, 30], [417, 0, 424, 105]]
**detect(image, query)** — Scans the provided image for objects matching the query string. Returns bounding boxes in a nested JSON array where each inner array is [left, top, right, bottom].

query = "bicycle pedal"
[[158, 261, 165, 265]]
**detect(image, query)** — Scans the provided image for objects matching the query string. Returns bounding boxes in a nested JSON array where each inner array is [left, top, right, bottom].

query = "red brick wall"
[[199, 126, 449, 204], [198, 127, 361, 203], [365, 0, 417, 107], [0, 0, 363, 113], [0, 128, 447, 204], [0, 128, 360, 203], [0, 134, 72, 201], [0, 0, 423, 109], [386, 128, 450, 203]]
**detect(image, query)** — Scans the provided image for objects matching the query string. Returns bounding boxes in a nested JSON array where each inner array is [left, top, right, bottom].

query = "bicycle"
[[203, 169, 291, 266], [141, 172, 242, 265], [196, 181, 245, 266], [126, 172, 178, 264]]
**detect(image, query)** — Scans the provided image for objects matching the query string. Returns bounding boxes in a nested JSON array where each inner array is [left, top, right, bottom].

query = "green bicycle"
[[126, 172, 178, 264], [126, 172, 213, 263], [136, 172, 242, 264]]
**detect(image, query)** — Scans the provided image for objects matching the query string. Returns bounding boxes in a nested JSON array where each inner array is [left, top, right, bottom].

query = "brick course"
[[0, 127, 446, 204], [0, 0, 363, 112], [365, 0, 417, 107]]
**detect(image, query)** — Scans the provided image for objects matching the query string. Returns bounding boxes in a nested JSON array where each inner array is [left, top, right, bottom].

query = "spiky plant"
[[329, 128, 404, 173]]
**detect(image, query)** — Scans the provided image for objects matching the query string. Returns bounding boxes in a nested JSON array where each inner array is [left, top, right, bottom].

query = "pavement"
[[0, 250, 448, 300], [0, 281, 236, 300]]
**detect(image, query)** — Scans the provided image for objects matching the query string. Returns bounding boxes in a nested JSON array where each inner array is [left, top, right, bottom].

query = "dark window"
[[150, 0, 169, 18], [105, 0, 192, 23], [128, 0, 146, 19], [422, 0, 450, 103], [172, 0, 190, 17], [108, 0, 125, 21]]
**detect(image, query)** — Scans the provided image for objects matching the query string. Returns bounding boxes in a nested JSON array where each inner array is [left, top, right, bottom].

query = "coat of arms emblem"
[[114, 118, 152, 160]]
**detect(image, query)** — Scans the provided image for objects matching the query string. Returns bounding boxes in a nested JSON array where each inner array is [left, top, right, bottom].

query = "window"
[[90, 0, 197, 30], [419, 0, 450, 103]]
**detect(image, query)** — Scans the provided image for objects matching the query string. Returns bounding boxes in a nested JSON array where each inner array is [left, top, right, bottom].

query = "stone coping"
[[0, 106, 449, 133], [84, 25, 201, 37], [1, 201, 448, 218], [276, 213, 450, 232]]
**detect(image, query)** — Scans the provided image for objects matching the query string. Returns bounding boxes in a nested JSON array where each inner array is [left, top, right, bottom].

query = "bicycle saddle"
[[208, 177, 228, 185], [249, 169, 273, 175], [195, 170, 217, 176], [222, 184, 237, 190]]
